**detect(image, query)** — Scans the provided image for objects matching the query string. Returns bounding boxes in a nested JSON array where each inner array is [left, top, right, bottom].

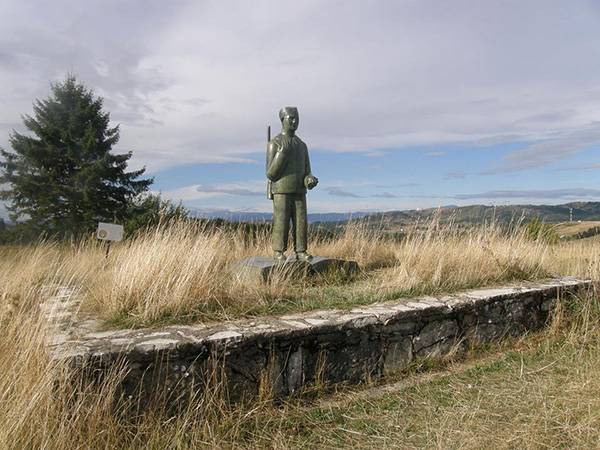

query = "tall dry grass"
[[1, 217, 600, 448], [0, 284, 287, 449], [2, 216, 599, 326], [547, 237, 600, 281], [375, 218, 551, 294], [0, 266, 598, 448], [0, 249, 129, 448]]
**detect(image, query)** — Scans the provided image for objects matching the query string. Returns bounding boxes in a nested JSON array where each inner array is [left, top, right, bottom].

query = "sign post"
[[96, 222, 124, 260]]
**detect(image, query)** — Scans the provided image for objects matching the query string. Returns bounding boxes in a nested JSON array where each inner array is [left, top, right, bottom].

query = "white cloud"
[[481, 123, 600, 174], [555, 163, 600, 171], [323, 186, 362, 198], [159, 180, 265, 202], [444, 171, 469, 180], [372, 192, 397, 199], [0, 3, 598, 160], [195, 182, 265, 197], [152, 185, 220, 202], [2, 0, 600, 180]]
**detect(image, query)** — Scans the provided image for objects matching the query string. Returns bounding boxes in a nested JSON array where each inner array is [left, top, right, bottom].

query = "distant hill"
[[187, 208, 373, 223], [348, 202, 600, 227], [188, 203, 600, 227]]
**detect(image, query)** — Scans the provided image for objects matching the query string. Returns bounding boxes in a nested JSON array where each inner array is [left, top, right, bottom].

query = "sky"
[[1, 0, 600, 217]]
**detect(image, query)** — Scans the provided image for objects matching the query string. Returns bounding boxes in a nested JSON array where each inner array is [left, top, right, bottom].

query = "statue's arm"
[[266, 140, 288, 181], [304, 146, 318, 190], [305, 146, 312, 177]]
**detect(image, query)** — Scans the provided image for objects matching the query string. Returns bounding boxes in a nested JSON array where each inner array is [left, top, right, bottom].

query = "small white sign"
[[96, 222, 124, 242]]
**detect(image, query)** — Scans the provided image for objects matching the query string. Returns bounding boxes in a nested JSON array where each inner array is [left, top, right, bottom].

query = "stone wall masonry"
[[50, 277, 593, 406]]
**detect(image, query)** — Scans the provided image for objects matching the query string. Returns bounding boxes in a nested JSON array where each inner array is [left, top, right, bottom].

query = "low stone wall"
[[52, 277, 592, 405]]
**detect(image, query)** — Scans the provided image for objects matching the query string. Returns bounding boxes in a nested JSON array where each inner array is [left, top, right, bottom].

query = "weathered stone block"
[[286, 346, 304, 393], [413, 319, 458, 354], [506, 300, 525, 321], [541, 298, 557, 312], [384, 337, 413, 372], [382, 319, 418, 335], [471, 322, 506, 343]]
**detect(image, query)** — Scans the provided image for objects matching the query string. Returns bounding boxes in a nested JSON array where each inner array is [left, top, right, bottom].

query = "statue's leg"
[[292, 193, 308, 253], [272, 194, 292, 252]]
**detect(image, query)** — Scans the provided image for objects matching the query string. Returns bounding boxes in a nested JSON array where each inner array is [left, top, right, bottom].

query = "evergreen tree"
[[124, 192, 189, 235], [0, 218, 6, 244], [0, 75, 153, 238]]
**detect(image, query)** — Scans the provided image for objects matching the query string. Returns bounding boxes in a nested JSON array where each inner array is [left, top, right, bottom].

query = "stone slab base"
[[229, 256, 359, 281], [50, 276, 594, 409]]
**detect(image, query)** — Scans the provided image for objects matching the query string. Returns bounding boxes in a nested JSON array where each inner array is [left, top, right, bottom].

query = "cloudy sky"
[[1, 0, 600, 216]]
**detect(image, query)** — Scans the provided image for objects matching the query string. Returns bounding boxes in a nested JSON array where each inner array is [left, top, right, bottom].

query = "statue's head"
[[279, 106, 299, 133]]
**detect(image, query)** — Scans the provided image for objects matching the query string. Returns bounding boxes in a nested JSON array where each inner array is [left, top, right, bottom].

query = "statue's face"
[[282, 111, 299, 133]]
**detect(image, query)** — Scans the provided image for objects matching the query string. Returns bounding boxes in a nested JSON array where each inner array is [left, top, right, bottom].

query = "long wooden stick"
[[267, 125, 272, 199]]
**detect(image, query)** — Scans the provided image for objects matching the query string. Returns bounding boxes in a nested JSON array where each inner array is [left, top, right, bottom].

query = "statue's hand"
[[305, 174, 318, 190]]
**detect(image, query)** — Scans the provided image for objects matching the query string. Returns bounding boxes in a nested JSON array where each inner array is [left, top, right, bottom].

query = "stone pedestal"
[[229, 256, 359, 282]]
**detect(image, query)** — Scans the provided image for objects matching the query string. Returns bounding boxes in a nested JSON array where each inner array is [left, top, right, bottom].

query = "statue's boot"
[[296, 251, 313, 262], [274, 251, 286, 264]]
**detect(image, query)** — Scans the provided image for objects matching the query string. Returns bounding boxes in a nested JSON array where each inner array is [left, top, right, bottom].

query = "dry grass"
[[1, 216, 599, 327], [553, 220, 600, 238], [0, 278, 598, 448], [372, 218, 551, 294], [1, 217, 600, 448], [547, 237, 600, 280]]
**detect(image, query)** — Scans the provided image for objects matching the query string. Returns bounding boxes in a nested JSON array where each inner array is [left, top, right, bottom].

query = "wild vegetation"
[[0, 216, 598, 448], [3, 215, 598, 328]]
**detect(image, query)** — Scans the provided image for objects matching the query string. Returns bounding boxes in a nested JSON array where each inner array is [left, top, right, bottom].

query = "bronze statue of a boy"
[[266, 107, 318, 264]]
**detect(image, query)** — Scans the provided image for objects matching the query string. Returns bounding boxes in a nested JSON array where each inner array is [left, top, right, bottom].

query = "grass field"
[[1, 275, 598, 448], [553, 221, 600, 238], [2, 216, 598, 328], [1, 217, 599, 448]]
